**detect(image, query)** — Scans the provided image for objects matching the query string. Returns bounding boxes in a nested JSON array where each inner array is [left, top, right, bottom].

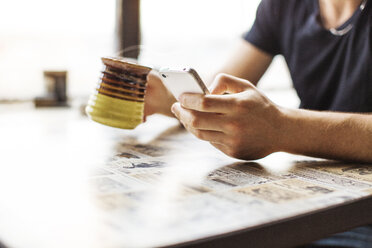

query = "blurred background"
[[0, 0, 298, 106]]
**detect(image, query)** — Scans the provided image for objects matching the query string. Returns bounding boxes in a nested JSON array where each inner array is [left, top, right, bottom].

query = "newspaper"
[[88, 117, 372, 248]]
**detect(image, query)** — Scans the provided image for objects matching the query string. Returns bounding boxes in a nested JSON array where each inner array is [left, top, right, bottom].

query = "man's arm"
[[144, 40, 273, 118], [210, 40, 273, 86], [171, 74, 372, 163], [280, 108, 372, 162]]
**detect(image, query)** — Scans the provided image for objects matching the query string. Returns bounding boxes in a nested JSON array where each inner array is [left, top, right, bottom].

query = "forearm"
[[279, 108, 372, 162], [207, 40, 273, 86]]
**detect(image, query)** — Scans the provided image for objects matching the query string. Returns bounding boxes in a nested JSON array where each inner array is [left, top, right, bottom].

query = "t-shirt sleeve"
[[243, 0, 282, 56]]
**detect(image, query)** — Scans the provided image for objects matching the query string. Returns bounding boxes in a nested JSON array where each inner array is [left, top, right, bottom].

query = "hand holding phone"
[[158, 67, 209, 101]]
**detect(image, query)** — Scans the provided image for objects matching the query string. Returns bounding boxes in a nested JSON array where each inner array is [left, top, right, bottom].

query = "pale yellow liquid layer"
[[86, 92, 144, 129]]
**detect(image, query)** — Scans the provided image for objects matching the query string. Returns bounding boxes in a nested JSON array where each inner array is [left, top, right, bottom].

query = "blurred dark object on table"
[[34, 71, 69, 107]]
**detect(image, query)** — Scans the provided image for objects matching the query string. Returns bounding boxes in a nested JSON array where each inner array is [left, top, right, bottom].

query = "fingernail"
[[178, 95, 184, 104], [171, 104, 176, 114]]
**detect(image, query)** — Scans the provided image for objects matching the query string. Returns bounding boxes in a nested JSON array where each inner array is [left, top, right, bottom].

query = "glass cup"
[[86, 57, 152, 129]]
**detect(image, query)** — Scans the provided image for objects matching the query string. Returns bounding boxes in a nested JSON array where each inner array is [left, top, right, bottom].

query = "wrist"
[[275, 107, 301, 154]]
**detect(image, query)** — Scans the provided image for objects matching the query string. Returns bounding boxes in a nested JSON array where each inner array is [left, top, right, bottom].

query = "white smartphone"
[[158, 67, 209, 100]]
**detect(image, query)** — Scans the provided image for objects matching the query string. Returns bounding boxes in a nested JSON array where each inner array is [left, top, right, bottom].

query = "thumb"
[[209, 73, 254, 95]]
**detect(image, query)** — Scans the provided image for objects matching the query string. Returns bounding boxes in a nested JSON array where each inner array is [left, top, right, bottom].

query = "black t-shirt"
[[244, 0, 372, 112]]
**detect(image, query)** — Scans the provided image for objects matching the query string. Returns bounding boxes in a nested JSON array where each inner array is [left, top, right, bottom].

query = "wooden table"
[[0, 104, 371, 248]]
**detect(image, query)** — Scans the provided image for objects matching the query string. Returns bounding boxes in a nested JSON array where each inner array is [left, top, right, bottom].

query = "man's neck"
[[318, 0, 363, 29]]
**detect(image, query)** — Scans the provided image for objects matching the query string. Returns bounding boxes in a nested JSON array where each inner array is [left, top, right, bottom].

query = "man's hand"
[[144, 71, 176, 120], [143, 40, 273, 122], [171, 73, 284, 160], [172, 73, 372, 163]]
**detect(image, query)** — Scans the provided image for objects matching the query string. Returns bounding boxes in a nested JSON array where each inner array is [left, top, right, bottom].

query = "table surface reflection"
[[0, 104, 371, 248]]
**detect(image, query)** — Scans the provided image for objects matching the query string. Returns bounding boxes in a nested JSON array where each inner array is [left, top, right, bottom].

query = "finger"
[[171, 103, 225, 132], [210, 142, 231, 155], [179, 93, 235, 113], [187, 128, 226, 144], [209, 73, 254, 95], [143, 91, 155, 120], [143, 106, 153, 122]]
